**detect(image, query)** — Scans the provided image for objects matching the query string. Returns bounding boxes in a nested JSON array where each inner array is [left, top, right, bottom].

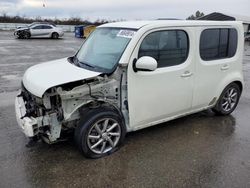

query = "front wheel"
[[74, 107, 126, 158], [212, 83, 241, 115], [51, 32, 59, 39], [23, 32, 31, 39]]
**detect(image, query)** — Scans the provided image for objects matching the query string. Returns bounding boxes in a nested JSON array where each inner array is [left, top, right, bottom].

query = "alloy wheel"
[[87, 118, 121, 154], [221, 87, 238, 112]]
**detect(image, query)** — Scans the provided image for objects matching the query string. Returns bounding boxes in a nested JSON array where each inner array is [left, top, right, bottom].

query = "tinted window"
[[42, 25, 52, 29], [32, 25, 42, 29], [228, 29, 238, 57], [138, 30, 189, 68], [200, 28, 238, 61]]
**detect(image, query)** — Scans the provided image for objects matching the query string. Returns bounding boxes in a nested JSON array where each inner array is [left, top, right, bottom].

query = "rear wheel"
[[74, 107, 126, 158], [51, 32, 59, 39], [212, 83, 241, 115]]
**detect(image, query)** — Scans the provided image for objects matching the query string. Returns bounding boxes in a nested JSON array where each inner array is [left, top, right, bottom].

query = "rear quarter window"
[[200, 28, 238, 61]]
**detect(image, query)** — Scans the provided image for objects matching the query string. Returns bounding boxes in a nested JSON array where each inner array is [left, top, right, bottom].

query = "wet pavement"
[[0, 31, 250, 188]]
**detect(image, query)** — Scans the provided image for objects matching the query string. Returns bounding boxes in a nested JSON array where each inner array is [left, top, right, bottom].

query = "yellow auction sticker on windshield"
[[117, 30, 136, 38]]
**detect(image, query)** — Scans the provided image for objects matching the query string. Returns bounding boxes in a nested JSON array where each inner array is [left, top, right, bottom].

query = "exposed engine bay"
[[18, 68, 128, 143]]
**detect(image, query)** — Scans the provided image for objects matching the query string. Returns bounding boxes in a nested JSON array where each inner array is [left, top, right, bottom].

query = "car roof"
[[98, 20, 243, 29], [30, 23, 54, 27], [30, 22, 55, 27]]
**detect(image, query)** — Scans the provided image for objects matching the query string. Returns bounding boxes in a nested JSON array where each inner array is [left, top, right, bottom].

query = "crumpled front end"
[[15, 95, 38, 137], [15, 86, 62, 143], [14, 65, 128, 144]]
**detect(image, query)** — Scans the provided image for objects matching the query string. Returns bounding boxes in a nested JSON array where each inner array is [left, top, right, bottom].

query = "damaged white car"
[[15, 20, 244, 158]]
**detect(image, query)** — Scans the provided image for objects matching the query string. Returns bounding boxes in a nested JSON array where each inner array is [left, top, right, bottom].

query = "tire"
[[51, 32, 59, 39], [17, 34, 22, 39], [212, 83, 241, 115], [74, 106, 126, 158], [23, 31, 31, 39]]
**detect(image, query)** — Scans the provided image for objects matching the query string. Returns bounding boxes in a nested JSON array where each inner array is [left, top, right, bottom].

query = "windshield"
[[28, 23, 37, 27], [76, 27, 136, 73]]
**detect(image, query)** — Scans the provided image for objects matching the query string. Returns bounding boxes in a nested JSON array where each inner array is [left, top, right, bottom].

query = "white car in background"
[[14, 23, 64, 39]]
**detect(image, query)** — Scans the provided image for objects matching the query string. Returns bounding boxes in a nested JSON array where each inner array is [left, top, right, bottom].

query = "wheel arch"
[[81, 101, 123, 117], [215, 72, 244, 101], [233, 80, 243, 93], [51, 32, 59, 38], [67, 100, 126, 129]]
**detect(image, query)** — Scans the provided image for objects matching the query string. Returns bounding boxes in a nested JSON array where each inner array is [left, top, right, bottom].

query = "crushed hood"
[[15, 26, 29, 31], [23, 58, 101, 97]]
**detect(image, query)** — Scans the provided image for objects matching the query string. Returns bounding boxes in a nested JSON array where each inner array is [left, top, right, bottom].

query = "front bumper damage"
[[15, 95, 38, 137], [15, 91, 62, 143]]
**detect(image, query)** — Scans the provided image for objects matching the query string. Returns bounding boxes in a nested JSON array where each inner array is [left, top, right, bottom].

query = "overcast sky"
[[0, 0, 249, 21]]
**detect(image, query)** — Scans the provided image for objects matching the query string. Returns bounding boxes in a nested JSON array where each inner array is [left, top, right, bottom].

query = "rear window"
[[200, 28, 238, 61]]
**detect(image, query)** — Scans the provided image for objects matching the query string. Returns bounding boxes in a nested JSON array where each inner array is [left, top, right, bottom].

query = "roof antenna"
[[43, 0, 46, 7]]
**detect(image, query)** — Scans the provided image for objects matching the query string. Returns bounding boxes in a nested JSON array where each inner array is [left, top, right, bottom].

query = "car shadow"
[[23, 109, 236, 157]]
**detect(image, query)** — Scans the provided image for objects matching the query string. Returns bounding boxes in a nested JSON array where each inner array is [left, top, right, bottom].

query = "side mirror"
[[133, 56, 158, 72]]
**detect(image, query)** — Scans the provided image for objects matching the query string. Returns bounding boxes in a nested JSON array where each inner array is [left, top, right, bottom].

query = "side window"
[[42, 25, 52, 29], [200, 28, 238, 61], [228, 29, 238, 57], [138, 30, 189, 68], [32, 25, 42, 29]]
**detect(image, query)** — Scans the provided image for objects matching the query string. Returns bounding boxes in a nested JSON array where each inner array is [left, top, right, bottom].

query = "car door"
[[30, 25, 43, 37], [127, 28, 195, 130], [192, 27, 238, 109], [41, 25, 53, 37]]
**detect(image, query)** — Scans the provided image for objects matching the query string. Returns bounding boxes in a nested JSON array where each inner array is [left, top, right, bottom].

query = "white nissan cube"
[[15, 20, 244, 158]]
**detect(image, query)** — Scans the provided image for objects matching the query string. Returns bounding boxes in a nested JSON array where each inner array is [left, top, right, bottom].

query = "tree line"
[[0, 13, 119, 25], [0, 11, 205, 25]]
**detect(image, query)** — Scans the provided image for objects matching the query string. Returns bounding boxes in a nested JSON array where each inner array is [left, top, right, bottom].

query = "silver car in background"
[[14, 23, 64, 39]]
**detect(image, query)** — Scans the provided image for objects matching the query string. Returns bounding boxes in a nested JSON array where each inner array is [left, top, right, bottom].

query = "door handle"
[[221, 64, 229, 71], [181, 71, 193, 78]]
